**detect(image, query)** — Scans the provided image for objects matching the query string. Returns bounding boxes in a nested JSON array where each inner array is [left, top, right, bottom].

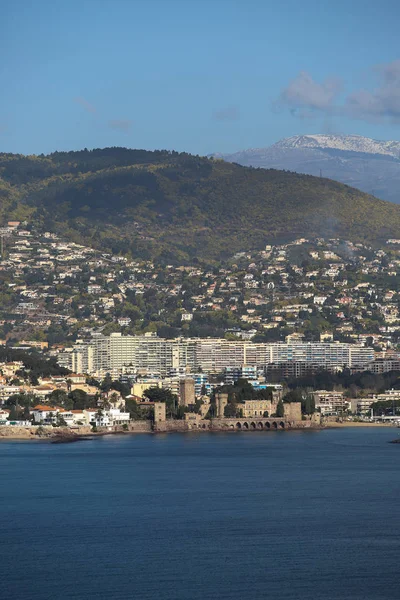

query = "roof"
[[35, 385, 55, 391]]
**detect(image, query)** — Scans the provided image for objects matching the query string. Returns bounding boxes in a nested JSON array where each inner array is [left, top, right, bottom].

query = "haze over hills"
[[1, 147, 400, 263], [212, 134, 400, 204]]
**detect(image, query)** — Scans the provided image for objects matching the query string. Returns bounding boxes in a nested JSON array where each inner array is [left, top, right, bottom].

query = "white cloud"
[[346, 60, 400, 122], [278, 71, 342, 117], [277, 60, 400, 124]]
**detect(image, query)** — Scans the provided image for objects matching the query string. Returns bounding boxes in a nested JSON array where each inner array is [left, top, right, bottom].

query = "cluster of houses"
[[0, 360, 130, 428], [0, 405, 130, 428], [1, 223, 400, 351], [0, 349, 399, 430]]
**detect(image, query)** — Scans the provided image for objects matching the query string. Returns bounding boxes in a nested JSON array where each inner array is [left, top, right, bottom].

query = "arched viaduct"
[[192, 418, 295, 431]]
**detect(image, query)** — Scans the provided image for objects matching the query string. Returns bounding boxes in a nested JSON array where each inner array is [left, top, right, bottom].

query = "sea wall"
[[209, 418, 321, 431], [127, 421, 152, 433], [0, 419, 321, 440], [153, 418, 321, 433], [154, 420, 210, 433], [0, 425, 93, 440]]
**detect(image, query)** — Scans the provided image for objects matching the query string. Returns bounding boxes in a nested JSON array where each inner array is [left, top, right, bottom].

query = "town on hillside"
[[1, 221, 400, 435]]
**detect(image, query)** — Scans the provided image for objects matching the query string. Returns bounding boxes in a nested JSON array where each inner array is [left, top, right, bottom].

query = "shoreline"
[[323, 421, 397, 428], [0, 420, 398, 441]]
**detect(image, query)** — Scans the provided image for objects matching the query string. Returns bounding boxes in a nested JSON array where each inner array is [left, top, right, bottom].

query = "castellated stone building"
[[216, 393, 229, 417], [153, 402, 166, 423], [241, 399, 272, 418], [214, 392, 302, 421], [179, 378, 195, 406], [283, 402, 302, 421]]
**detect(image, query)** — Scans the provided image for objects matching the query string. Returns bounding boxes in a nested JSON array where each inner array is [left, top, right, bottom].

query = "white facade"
[[59, 336, 374, 376], [312, 390, 350, 415], [372, 389, 400, 403], [90, 408, 130, 427], [0, 385, 23, 405]]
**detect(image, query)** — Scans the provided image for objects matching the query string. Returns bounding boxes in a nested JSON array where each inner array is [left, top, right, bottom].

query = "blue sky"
[[1, 0, 399, 155]]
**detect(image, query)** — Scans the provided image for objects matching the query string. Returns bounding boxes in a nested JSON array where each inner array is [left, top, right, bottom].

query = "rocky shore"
[[0, 425, 93, 441], [0, 421, 152, 441]]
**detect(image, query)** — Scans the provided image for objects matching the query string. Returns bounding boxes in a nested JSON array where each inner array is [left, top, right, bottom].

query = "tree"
[[56, 414, 67, 427], [275, 400, 284, 418], [49, 389, 71, 409], [109, 380, 131, 398], [224, 402, 238, 417], [101, 373, 113, 393], [125, 398, 145, 420], [176, 406, 188, 420], [283, 389, 304, 403], [304, 394, 315, 415], [69, 389, 89, 409], [7, 406, 20, 421], [143, 387, 178, 418], [109, 392, 119, 405], [6, 393, 36, 409]]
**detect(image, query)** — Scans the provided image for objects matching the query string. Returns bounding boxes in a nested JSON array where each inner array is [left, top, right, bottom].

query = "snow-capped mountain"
[[272, 134, 400, 158], [211, 135, 400, 203]]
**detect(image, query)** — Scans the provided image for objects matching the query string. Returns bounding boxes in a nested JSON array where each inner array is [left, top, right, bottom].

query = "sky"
[[1, 0, 400, 156]]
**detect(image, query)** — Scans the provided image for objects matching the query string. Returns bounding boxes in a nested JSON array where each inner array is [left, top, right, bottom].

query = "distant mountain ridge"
[[273, 134, 400, 157], [2, 147, 400, 263], [211, 134, 400, 203]]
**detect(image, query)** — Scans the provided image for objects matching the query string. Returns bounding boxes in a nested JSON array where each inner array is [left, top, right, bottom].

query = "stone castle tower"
[[215, 393, 228, 417], [179, 378, 195, 406], [154, 402, 166, 422]]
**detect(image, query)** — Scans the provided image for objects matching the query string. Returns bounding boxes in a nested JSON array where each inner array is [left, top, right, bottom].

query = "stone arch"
[[236, 422, 242, 429], [250, 422, 256, 429], [272, 421, 278, 429], [280, 421, 285, 429], [192, 423, 197, 429], [243, 422, 249, 429], [265, 421, 271, 429], [257, 422, 263, 429]]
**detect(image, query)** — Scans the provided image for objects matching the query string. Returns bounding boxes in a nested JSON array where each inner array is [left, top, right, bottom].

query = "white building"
[[89, 408, 130, 428], [312, 390, 350, 415], [57, 335, 374, 376], [31, 405, 61, 424], [372, 389, 400, 403]]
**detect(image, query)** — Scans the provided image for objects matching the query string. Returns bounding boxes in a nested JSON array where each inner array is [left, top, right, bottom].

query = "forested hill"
[[1, 147, 400, 263]]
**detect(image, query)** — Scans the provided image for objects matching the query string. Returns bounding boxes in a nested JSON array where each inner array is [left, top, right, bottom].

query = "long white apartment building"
[[58, 334, 374, 376]]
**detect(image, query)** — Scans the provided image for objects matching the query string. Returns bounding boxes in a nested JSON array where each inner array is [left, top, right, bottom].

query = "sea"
[[0, 427, 399, 600]]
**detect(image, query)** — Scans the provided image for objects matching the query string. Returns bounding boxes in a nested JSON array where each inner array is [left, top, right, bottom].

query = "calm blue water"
[[1, 428, 399, 600]]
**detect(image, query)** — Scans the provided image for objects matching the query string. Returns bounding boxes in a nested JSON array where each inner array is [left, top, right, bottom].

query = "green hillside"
[[1, 147, 400, 263]]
